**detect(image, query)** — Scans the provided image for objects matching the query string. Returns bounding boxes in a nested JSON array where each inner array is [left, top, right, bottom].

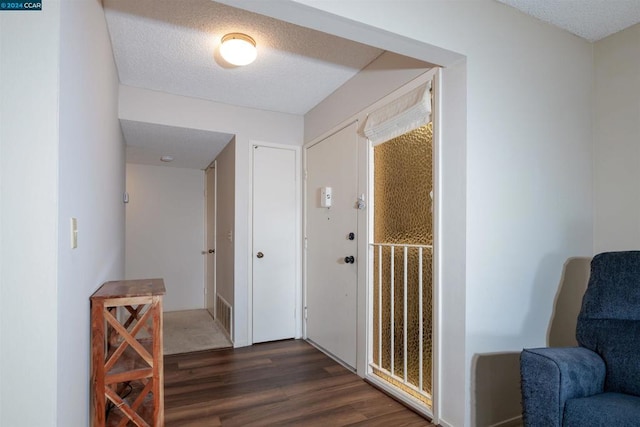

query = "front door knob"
[[344, 256, 355, 264], [208, 249, 215, 254], [257, 252, 264, 259]]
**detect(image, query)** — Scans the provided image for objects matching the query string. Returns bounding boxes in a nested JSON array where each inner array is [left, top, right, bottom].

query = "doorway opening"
[[370, 121, 434, 409]]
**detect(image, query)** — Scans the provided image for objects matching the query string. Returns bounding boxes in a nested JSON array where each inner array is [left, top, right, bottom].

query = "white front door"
[[306, 122, 359, 368], [205, 164, 216, 317], [252, 144, 297, 343]]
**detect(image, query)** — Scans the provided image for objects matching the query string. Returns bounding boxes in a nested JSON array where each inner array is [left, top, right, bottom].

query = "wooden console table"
[[91, 279, 165, 427]]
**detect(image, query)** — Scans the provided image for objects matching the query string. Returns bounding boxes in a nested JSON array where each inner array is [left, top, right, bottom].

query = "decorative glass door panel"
[[371, 123, 433, 407]]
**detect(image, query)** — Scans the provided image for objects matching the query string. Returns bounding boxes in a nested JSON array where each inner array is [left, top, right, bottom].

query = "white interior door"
[[205, 164, 216, 317], [252, 145, 297, 343], [306, 122, 358, 368]]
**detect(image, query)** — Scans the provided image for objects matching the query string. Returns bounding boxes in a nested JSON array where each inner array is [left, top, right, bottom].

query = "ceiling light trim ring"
[[221, 32, 255, 47], [220, 32, 257, 66]]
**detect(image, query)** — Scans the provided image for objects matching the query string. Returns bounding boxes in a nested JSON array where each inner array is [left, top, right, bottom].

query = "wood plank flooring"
[[164, 339, 435, 426]]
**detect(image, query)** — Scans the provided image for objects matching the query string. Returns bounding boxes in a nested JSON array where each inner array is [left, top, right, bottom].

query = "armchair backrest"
[[577, 251, 640, 396]]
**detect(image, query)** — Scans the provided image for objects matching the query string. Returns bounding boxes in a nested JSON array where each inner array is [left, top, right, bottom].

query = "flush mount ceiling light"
[[220, 33, 257, 66], [160, 155, 174, 162]]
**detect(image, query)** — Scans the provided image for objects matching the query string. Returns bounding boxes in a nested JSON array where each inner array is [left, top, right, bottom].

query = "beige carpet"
[[163, 309, 232, 355]]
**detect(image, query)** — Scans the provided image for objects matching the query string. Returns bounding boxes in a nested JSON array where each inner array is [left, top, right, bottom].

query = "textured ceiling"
[[105, 0, 386, 170], [122, 120, 233, 169], [103, 0, 383, 115], [497, 0, 640, 42], [108, 0, 640, 170]]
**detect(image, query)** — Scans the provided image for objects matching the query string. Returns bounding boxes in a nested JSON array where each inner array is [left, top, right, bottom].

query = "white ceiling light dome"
[[220, 33, 257, 66]]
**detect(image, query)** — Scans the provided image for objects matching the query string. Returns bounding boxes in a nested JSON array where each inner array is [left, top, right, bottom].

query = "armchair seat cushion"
[[563, 392, 640, 427]]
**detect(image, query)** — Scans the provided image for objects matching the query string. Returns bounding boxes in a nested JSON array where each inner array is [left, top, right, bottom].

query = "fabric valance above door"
[[363, 81, 432, 146]]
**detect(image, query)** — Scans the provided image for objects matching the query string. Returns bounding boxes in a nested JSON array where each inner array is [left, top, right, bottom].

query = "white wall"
[[57, 0, 125, 424], [593, 23, 640, 253], [437, 60, 468, 426], [118, 86, 304, 346], [0, 4, 61, 425], [126, 164, 204, 311], [215, 140, 236, 309], [226, 1, 595, 425], [305, 51, 432, 142], [1, 0, 125, 425]]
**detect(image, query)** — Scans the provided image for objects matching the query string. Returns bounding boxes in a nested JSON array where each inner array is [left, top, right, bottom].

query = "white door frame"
[[302, 69, 441, 422], [247, 141, 303, 344], [364, 71, 441, 421], [204, 161, 217, 316]]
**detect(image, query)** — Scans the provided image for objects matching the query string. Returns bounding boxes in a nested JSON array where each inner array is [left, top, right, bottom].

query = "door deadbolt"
[[344, 256, 355, 264], [257, 252, 264, 258]]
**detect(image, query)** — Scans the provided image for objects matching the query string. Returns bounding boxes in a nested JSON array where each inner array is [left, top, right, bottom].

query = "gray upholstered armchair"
[[521, 251, 640, 426]]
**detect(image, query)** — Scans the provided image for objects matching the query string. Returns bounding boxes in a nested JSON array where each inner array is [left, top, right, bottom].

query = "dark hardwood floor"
[[164, 339, 435, 426]]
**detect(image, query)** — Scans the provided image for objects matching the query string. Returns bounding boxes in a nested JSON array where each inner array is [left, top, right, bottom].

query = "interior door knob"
[[344, 256, 355, 264], [208, 249, 215, 254], [257, 252, 264, 258]]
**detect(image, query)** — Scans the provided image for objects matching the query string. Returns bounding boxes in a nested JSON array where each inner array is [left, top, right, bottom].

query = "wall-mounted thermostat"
[[320, 187, 332, 208]]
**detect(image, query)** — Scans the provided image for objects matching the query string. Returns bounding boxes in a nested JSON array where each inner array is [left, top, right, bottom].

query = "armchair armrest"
[[520, 347, 605, 427]]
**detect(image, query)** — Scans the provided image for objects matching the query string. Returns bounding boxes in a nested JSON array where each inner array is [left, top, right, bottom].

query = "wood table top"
[[91, 278, 166, 300]]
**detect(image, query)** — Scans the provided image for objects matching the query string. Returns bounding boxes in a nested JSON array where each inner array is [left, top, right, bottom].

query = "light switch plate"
[[70, 217, 78, 249]]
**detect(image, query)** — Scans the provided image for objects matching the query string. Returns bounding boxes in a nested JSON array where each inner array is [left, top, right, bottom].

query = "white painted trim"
[[302, 149, 308, 340], [204, 162, 218, 317], [247, 142, 255, 346], [203, 172, 208, 307], [248, 141, 303, 344], [214, 162, 218, 317], [432, 68, 443, 426], [438, 418, 455, 427], [366, 133, 375, 376], [357, 125, 369, 377]]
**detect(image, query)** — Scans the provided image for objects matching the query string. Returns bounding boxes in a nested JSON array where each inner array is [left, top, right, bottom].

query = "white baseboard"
[[233, 339, 249, 348], [438, 418, 454, 427], [489, 415, 523, 427], [438, 414, 522, 427]]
